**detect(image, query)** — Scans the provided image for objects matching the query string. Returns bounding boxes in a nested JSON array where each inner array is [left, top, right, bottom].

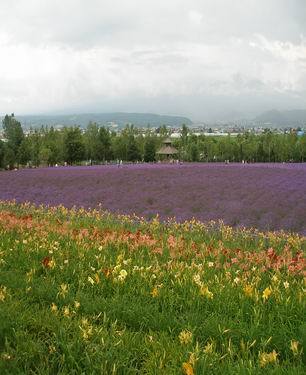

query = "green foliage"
[[144, 137, 156, 162], [2, 114, 24, 151], [84, 122, 101, 162], [39, 147, 52, 166], [3, 146, 15, 169], [0, 140, 5, 168], [98, 126, 112, 161], [127, 135, 141, 162], [43, 126, 64, 165], [17, 138, 31, 166], [63, 127, 85, 165], [2, 114, 24, 168]]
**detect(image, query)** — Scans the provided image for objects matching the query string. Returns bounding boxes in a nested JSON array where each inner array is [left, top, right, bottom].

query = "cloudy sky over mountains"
[[0, 0, 305, 120]]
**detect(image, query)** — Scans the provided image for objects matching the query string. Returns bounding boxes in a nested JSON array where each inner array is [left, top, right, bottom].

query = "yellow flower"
[[79, 318, 93, 340], [88, 276, 95, 285], [58, 283, 69, 298], [151, 287, 159, 298], [118, 269, 128, 282], [0, 286, 7, 302], [182, 362, 194, 375], [179, 330, 193, 345], [81, 318, 89, 326], [94, 273, 100, 284], [74, 301, 81, 309], [26, 269, 36, 283], [81, 325, 93, 340], [262, 287, 272, 301], [49, 345, 56, 354], [243, 284, 253, 297], [200, 285, 213, 299], [188, 351, 198, 366], [271, 275, 278, 283], [63, 306, 70, 317], [290, 340, 299, 355], [51, 303, 58, 313], [259, 350, 278, 367], [203, 341, 214, 354]]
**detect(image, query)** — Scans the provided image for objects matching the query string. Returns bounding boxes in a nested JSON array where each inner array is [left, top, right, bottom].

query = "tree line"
[[1, 114, 306, 169]]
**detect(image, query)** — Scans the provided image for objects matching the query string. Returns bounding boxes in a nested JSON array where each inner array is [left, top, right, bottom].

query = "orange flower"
[[182, 362, 194, 375], [102, 268, 112, 278], [42, 256, 55, 269], [151, 287, 159, 297]]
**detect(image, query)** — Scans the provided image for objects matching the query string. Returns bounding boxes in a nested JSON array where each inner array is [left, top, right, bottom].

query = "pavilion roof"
[[156, 145, 178, 155]]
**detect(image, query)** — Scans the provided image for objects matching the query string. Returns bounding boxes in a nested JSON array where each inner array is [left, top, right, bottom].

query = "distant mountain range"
[[4, 112, 193, 129], [254, 110, 306, 127], [1, 109, 306, 129]]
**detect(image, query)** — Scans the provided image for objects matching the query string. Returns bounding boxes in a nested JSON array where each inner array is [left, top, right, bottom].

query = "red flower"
[[42, 256, 52, 268]]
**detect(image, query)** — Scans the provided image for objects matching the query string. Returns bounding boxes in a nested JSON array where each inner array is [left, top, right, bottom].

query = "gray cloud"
[[0, 0, 305, 120]]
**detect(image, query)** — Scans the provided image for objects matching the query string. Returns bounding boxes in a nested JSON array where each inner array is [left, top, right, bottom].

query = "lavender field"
[[1, 163, 306, 234]]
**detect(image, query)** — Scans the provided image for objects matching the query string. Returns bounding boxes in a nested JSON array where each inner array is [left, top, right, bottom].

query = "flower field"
[[1, 163, 306, 234], [0, 201, 305, 374]]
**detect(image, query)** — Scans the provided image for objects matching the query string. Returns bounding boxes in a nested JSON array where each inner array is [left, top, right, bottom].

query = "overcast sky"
[[0, 0, 305, 121]]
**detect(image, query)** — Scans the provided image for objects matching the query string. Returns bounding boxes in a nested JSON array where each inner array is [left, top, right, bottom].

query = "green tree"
[[181, 124, 189, 145], [98, 127, 112, 161], [3, 145, 15, 169], [189, 143, 199, 161], [29, 129, 43, 167], [127, 135, 141, 162], [186, 134, 199, 161], [2, 113, 24, 168], [84, 122, 100, 162], [143, 136, 156, 162], [0, 140, 5, 168], [63, 127, 85, 164], [43, 127, 64, 165], [2, 114, 24, 149], [17, 138, 31, 165], [39, 147, 52, 166]]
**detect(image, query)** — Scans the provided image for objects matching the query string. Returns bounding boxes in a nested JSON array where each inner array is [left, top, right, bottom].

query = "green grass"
[[0, 201, 305, 374]]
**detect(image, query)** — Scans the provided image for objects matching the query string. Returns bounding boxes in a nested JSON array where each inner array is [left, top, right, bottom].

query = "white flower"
[[119, 269, 127, 278], [117, 269, 128, 282], [193, 274, 201, 286], [283, 281, 289, 289]]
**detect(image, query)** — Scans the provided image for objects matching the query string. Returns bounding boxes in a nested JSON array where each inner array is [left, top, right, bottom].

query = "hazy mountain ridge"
[[254, 109, 306, 126], [2, 109, 306, 129], [2, 112, 193, 129]]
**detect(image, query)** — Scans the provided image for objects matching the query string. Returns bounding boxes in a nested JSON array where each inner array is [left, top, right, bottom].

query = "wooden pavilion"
[[156, 137, 179, 161]]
